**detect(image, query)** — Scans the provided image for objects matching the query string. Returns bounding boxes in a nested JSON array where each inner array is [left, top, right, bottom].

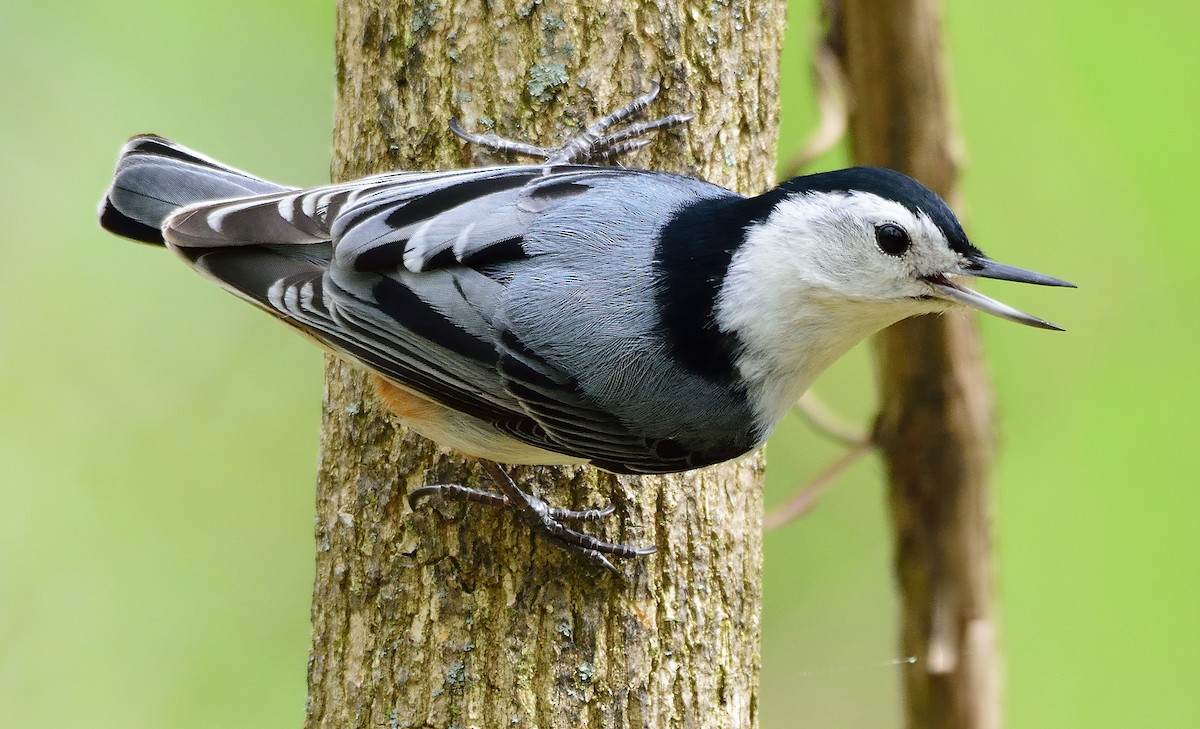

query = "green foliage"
[[1, 0, 1196, 726]]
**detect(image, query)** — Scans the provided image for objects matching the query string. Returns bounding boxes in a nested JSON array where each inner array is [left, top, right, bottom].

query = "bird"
[[97, 85, 1073, 570]]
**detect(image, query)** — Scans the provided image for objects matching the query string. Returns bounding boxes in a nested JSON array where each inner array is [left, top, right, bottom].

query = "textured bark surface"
[[305, 2, 784, 728], [832, 2, 1001, 728]]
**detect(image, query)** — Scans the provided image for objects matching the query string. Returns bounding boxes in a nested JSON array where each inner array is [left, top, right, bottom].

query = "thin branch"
[[763, 439, 873, 531], [781, 38, 849, 177], [793, 390, 869, 446]]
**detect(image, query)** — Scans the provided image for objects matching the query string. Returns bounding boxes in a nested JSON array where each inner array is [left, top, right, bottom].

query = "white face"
[[717, 187, 1068, 432], [756, 190, 969, 309], [716, 190, 975, 433]]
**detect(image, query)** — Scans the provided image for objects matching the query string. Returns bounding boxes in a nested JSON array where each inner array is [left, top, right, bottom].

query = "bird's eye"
[[875, 223, 912, 256]]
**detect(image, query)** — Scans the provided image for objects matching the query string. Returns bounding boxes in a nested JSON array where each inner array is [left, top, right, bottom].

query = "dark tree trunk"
[[832, 1, 1002, 728]]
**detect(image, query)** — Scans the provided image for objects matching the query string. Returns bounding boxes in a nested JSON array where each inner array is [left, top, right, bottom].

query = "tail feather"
[[98, 135, 289, 245]]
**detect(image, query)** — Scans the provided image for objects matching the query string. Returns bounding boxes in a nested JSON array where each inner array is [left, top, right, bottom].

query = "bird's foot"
[[408, 460, 655, 572], [448, 81, 694, 165]]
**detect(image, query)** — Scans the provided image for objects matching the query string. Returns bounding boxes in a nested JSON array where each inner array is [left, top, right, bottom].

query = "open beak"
[[923, 258, 1076, 331]]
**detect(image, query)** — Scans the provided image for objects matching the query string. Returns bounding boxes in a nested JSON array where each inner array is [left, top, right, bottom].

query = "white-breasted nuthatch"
[[98, 87, 1072, 569]]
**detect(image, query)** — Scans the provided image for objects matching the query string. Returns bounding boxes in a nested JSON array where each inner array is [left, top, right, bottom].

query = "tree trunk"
[[831, 2, 1001, 728], [305, 2, 784, 727]]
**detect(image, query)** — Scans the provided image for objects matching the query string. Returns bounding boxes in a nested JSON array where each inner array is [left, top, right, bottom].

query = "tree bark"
[[305, 2, 784, 727], [831, 2, 1001, 728]]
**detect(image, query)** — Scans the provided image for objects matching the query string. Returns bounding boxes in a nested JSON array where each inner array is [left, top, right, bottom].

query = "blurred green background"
[[1, 0, 1195, 726]]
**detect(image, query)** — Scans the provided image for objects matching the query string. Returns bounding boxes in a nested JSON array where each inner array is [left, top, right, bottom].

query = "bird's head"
[[747, 166, 1074, 330]]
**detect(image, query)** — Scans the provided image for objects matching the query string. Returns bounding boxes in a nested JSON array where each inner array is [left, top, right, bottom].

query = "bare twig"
[[793, 390, 869, 446], [763, 439, 873, 531], [781, 39, 849, 178]]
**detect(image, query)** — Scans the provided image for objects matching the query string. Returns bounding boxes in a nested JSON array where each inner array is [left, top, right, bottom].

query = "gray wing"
[[165, 164, 749, 473]]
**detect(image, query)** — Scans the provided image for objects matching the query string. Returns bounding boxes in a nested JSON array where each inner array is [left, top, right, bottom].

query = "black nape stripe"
[[654, 193, 781, 385]]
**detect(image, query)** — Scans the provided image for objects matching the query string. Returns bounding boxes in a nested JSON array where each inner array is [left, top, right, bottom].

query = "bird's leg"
[[448, 81, 694, 165], [407, 483, 615, 522], [444, 124, 554, 160], [408, 461, 654, 571]]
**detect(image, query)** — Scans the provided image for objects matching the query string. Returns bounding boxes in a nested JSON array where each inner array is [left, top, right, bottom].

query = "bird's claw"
[[408, 462, 654, 570], [449, 81, 694, 165]]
